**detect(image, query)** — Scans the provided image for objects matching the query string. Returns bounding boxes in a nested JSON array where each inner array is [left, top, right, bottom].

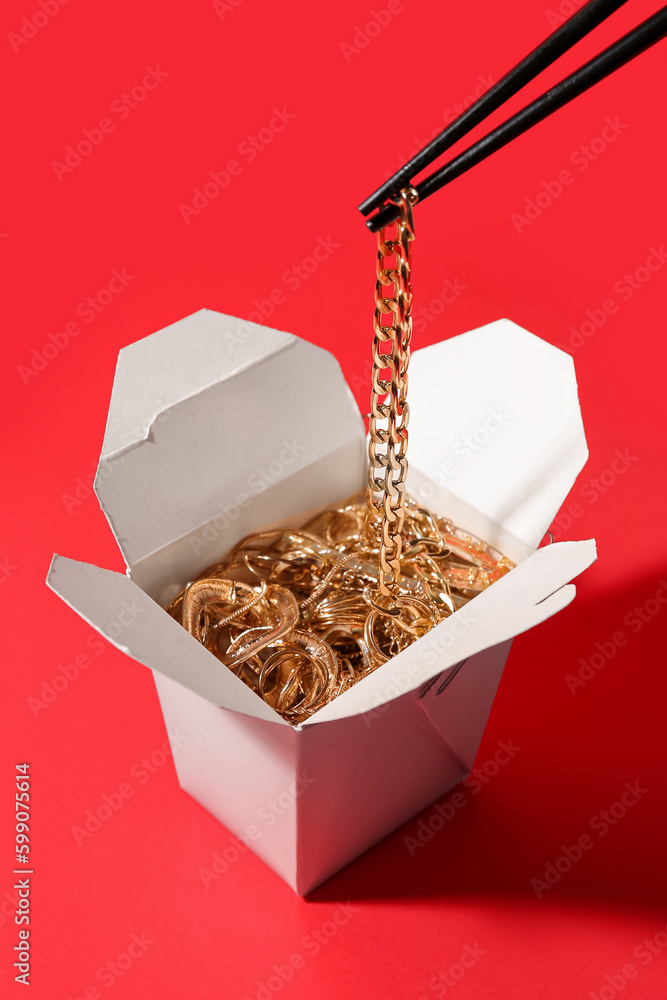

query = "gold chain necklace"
[[165, 193, 514, 724]]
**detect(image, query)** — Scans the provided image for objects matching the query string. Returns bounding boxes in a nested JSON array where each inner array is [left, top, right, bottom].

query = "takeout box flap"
[[52, 312, 596, 731], [407, 319, 589, 550], [302, 537, 596, 724], [94, 308, 365, 568], [46, 554, 290, 726]]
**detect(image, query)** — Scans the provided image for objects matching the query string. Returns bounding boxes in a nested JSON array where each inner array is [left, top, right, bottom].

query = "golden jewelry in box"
[[166, 189, 514, 723]]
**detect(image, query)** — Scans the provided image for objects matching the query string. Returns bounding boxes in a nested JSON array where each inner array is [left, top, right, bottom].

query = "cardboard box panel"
[[47, 554, 287, 725], [96, 309, 364, 570], [153, 641, 513, 895], [408, 318, 588, 550]]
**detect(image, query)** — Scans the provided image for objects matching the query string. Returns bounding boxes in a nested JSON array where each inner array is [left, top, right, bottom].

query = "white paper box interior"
[[47, 309, 596, 895]]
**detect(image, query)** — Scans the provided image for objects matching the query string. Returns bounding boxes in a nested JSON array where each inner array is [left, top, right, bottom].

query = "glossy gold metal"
[[366, 187, 418, 602], [163, 192, 516, 723], [165, 492, 514, 724]]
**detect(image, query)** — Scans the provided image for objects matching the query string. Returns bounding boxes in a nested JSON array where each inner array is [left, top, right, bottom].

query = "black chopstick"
[[362, 5, 667, 232], [359, 0, 629, 218]]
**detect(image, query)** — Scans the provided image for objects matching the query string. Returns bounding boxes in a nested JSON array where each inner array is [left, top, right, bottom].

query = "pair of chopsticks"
[[359, 0, 667, 232]]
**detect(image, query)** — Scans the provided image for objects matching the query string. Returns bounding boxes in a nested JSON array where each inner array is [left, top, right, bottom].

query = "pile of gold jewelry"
[[165, 490, 514, 724], [166, 187, 514, 722]]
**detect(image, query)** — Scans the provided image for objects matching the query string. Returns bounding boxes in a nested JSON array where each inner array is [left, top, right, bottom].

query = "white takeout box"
[[47, 309, 596, 895]]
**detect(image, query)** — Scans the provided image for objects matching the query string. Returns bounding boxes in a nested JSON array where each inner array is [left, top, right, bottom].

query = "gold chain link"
[[366, 186, 419, 601], [164, 185, 522, 722], [163, 184, 520, 723]]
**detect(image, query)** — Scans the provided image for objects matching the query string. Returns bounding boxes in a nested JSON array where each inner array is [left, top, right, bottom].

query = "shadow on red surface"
[[308, 568, 667, 906]]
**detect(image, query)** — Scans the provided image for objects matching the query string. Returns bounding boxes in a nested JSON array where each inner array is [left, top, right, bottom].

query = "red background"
[[1, 0, 666, 996]]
